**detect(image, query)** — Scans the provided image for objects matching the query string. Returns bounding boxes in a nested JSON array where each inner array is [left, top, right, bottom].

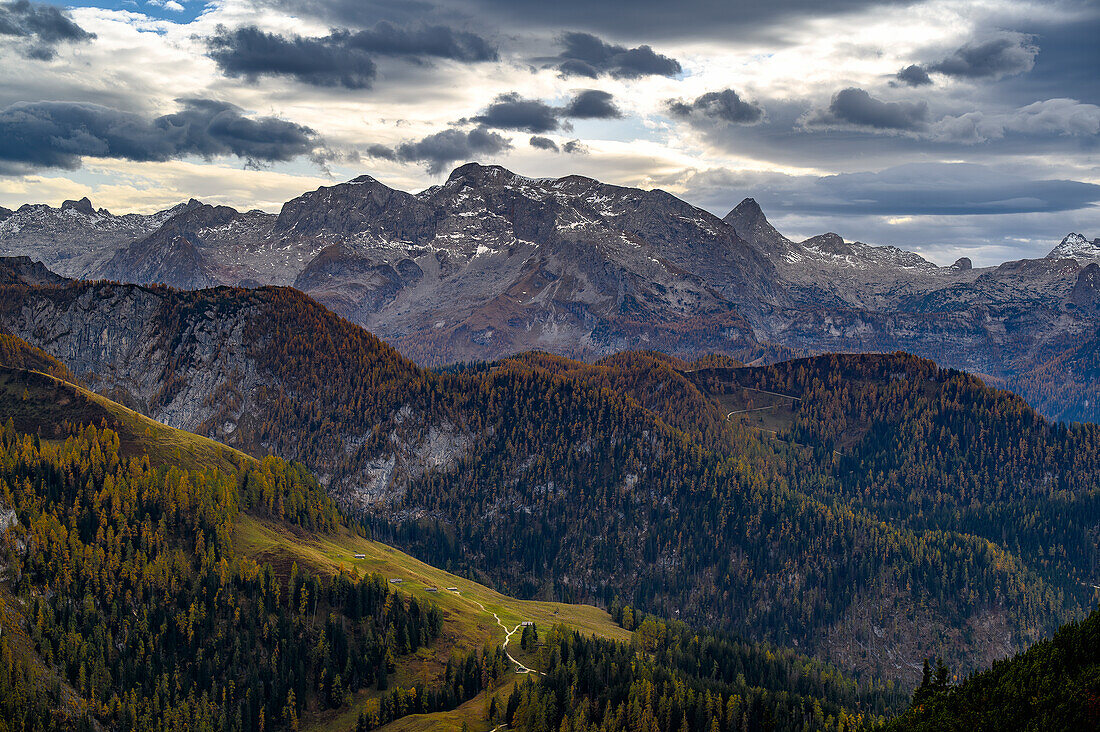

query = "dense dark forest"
[[691, 354, 1100, 594], [378, 349, 1095, 673], [503, 601, 1100, 732], [500, 608, 905, 732]]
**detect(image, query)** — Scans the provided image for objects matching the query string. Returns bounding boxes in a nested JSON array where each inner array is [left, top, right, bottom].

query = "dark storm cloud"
[[928, 33, 1038, 80], [527, 136, 589, 154], [667, 89, 764, 125], [471, 93, 562, 133], [207, 22, 497, 89], [341, 20, 497, 62], [0, 0, 94, 60], [553, 32, 681, 78], [1004, 16, 1100, 106], [561, 89, 621, 119], [893, 64, 932, 87], [0, 99, 318, 172], [805, 88, 928, 130], [207, 26, 378, 89], [367, 126, 511, 173], [470, 89, 621, 132], [529, 135, 559, 151], [278, 0, 919, 43]]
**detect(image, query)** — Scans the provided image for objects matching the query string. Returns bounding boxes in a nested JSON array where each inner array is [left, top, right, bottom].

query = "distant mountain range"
[[2, 162, 1098, 421]]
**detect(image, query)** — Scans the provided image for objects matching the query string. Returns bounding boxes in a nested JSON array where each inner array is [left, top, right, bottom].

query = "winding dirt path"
[[466, 597, 544, 675]]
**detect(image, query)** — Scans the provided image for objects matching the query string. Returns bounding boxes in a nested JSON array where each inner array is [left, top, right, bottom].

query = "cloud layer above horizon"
[[0, 0, 1097, 264]]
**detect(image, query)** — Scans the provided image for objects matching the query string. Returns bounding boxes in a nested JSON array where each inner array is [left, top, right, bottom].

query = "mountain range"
[[3, 168, 1098, 410], [3, 163, 1098, 423]]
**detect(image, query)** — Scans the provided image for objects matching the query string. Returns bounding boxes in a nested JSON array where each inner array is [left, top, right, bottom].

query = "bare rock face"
[[267, 163, 769, 362], [101, 201, 280, 289], [0, 282, 473, 512], [0, 256, 70, 286], [1069, 263, 1100, 313], [0, 283, 246, 425]]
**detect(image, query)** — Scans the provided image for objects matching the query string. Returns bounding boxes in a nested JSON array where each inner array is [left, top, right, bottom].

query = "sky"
[[0, 0, 1097, 265]]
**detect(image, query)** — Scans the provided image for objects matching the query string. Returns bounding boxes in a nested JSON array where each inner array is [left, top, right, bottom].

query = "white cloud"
[[934, 99, 1100, 143]]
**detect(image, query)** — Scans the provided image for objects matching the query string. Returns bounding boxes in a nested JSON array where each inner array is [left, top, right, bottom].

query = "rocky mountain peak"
[[61, 197, 97, 216], [729, 197, 765, 223], [0, 206, 11, 223], [1047, 233, 1100, 262], [723, 197, 789, 252], [164, 201, 240, 228], [445, 162, 522, 188], [349, 174, 385, 186], [952, 257, 973, 271], [273, 174, 422, 238], [802, 232, 852, 255]]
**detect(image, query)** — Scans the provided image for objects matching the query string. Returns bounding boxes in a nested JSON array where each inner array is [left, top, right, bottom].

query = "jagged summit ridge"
[[1047, 232, 1100, 262]]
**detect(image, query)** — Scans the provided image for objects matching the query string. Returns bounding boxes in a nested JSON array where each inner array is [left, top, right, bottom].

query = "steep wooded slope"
[[1, 283, 1095, 685], [0, 361, 907, 732]]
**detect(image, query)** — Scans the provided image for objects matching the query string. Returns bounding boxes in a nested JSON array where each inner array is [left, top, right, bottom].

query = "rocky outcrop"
[[1068, 263, 1100, 313], [0, 256, 70, 286]]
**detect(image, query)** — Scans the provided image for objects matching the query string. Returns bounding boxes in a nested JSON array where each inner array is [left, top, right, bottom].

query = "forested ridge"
[[2, 282, 1098, 683], [689, 354, 1100, 597], [501, 600, 1100, 732], [386, 357, 1072, 664], [0, 359, 910, 732], [498, 607, 906, 732], [0, 334, 73, 383], [0, 407, 514, 731]]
